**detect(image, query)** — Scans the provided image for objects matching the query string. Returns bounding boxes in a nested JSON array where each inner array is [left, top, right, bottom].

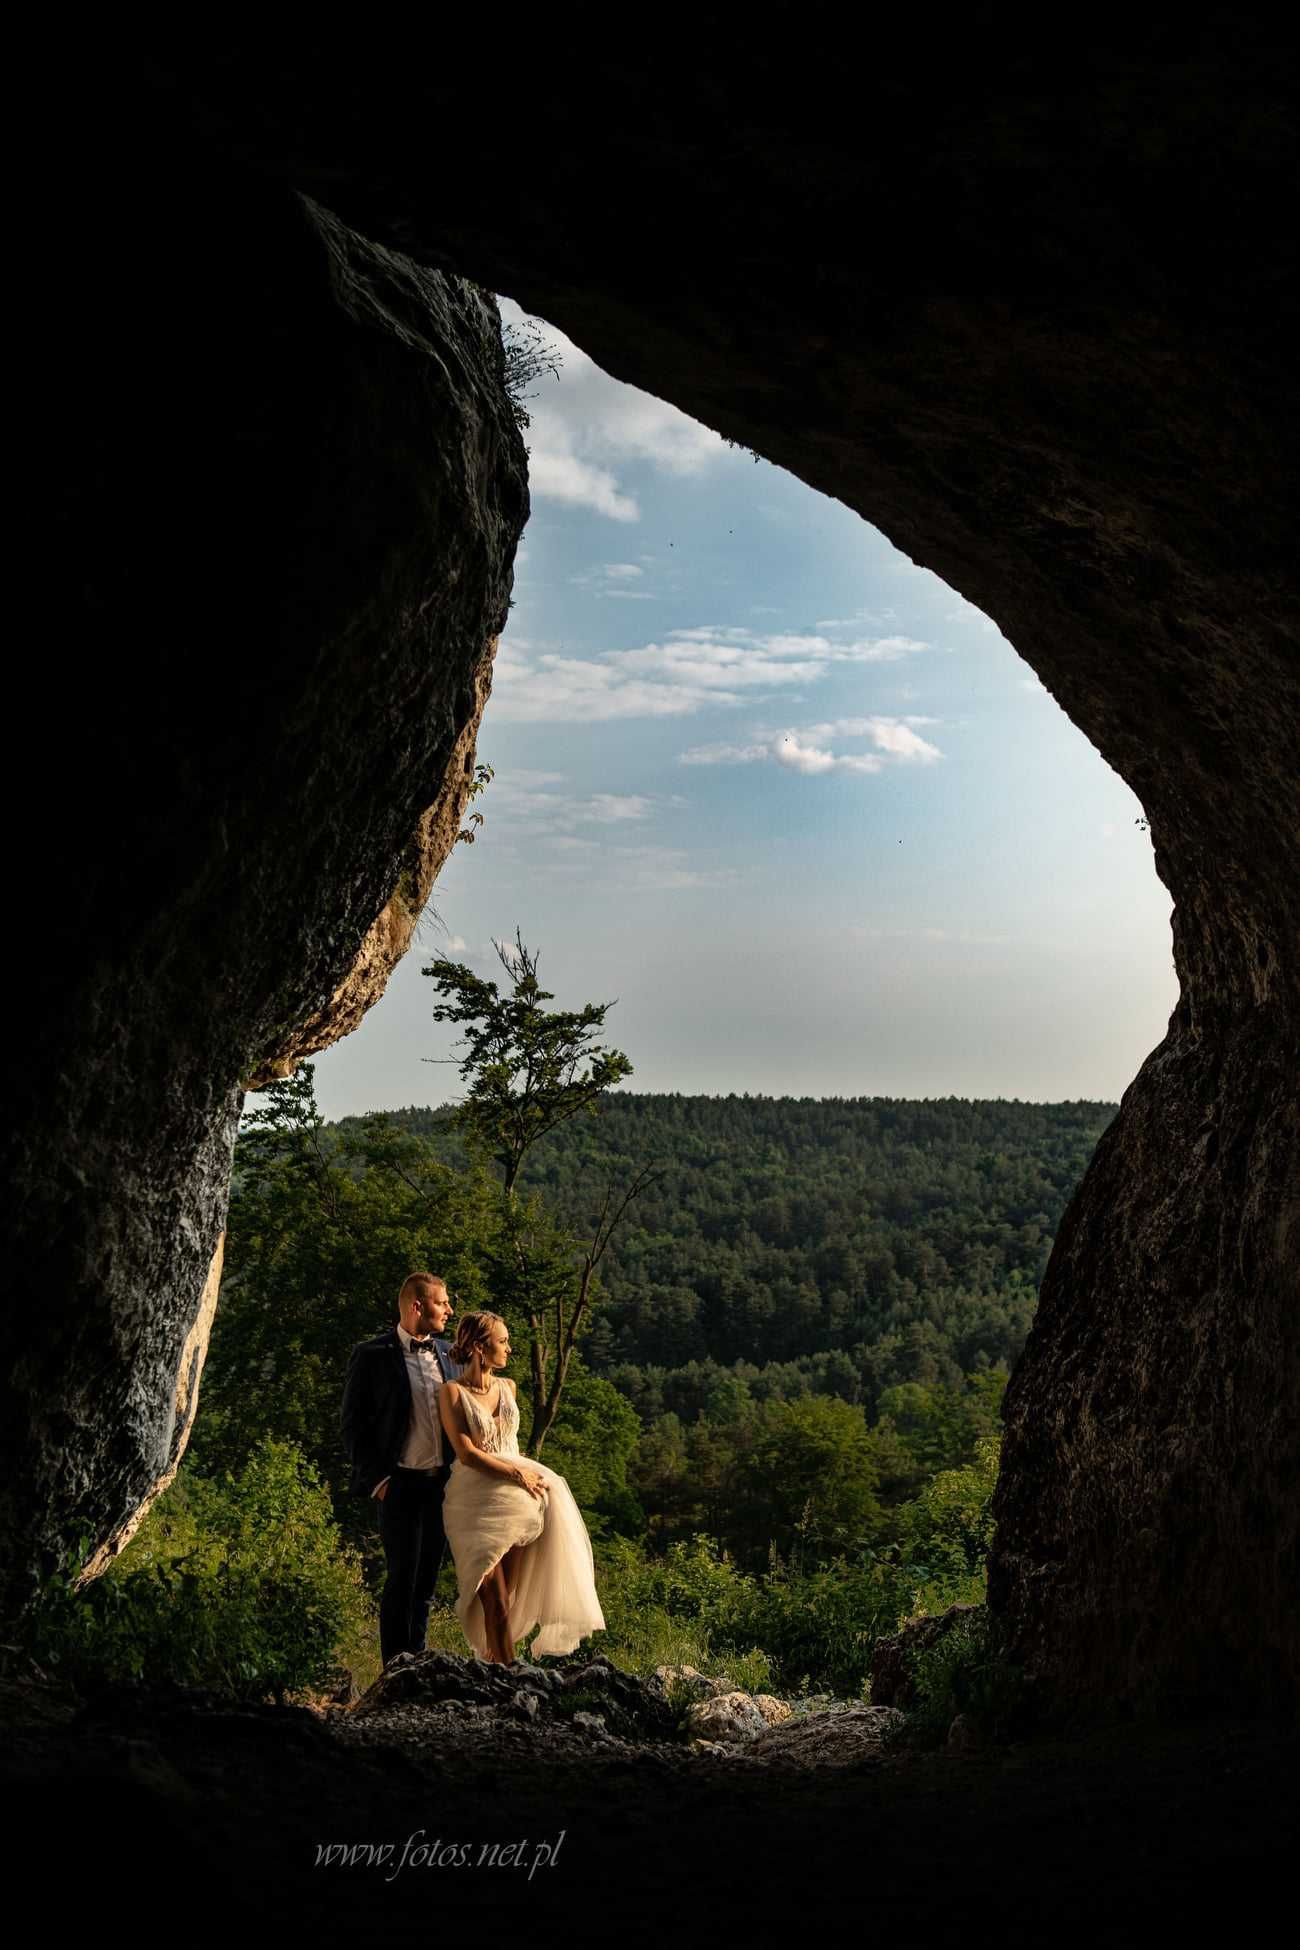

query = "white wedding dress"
[[441, 1381, 606, 1658]]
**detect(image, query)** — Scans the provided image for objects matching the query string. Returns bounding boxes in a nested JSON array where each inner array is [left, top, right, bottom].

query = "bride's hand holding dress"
[[438, 1314, 605, 1662]]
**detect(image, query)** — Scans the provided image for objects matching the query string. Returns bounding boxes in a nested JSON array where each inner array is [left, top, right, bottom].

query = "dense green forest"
[[335, 1094, 1116, 1415], [31, 1089, 1115, 1716]]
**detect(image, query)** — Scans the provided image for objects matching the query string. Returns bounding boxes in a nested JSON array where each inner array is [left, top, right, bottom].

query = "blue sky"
[[305, 297, 1177, 1122]]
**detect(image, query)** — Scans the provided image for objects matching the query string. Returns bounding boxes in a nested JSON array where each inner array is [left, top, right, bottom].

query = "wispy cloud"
[[492, 625, 932, 724], [487, 773, 661, 829], [569, 562, 659, 600], [502, 297, 724, 522], [680, 716, 943, 773]]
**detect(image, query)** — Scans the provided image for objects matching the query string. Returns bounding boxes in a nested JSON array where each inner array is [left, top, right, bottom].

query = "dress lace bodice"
[[458, 1381, 521, 1459]]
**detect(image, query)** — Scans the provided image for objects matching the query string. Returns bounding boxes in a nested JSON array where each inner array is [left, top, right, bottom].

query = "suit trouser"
[[378, 1463, 451, 1665]]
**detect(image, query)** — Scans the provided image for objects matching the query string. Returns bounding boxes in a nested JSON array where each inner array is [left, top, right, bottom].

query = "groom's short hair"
[[397, 1271, 446, 1310]]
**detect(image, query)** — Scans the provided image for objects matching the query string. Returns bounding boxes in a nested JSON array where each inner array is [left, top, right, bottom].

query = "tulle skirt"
[[441, 1457, 606, 1658]]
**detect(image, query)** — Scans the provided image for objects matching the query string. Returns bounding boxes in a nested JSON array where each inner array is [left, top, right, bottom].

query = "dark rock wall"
[[11, 25, 1296, 1710], [6, 95, 527, 1618]]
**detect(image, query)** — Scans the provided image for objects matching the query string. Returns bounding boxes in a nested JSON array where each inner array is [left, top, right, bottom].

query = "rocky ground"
[[2, 1650, 1293, 1945]]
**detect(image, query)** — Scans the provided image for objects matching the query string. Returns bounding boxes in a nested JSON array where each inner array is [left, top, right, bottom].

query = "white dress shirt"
[[370, 1325, 449, 1497]]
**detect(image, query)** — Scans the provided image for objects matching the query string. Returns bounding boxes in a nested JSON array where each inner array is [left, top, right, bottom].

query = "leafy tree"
[[422, 933, 655, 1451], [423, 931, 632, 1197], [725, 1396, 886, 1573]]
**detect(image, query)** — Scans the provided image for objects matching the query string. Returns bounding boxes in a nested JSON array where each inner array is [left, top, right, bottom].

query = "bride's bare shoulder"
[[503, 1376, 518, 1396]]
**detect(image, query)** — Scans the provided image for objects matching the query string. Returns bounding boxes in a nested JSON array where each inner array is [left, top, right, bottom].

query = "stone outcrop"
[[245, 646, 496, 1087], [351, 1652, 679, 1745], [9, 29, 1297, 1720], [7, 112, 527, 1621]]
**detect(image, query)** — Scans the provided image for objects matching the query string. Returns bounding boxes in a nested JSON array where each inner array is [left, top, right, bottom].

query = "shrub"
[[884, 1605, 1028, 1749], [26, 1438, 371, 1703]]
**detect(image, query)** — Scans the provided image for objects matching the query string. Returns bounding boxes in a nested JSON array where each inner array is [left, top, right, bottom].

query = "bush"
[[589, 1533, 756, 1680], [26, 1438, 371, 1703], [889, 1433, 1000, 1619], [721, 1550, 914, 1698], [884, 1605, 1028, 1749]]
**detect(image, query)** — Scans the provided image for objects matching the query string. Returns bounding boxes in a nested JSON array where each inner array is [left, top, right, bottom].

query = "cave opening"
[[5, 38, 1295, 1923]]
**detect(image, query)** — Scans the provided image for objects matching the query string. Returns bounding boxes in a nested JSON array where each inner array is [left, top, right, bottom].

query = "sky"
[[302, 296, 1178, 1124]]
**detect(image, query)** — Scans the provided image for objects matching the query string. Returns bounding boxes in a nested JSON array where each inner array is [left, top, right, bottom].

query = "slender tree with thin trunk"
[[422, 932, 655, 1451]]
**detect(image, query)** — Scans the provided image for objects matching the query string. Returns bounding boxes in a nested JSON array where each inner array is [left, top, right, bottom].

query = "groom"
[[340, 1272, 463, 1668]]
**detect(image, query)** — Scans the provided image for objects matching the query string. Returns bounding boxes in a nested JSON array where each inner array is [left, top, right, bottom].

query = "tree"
[[425, 932, 632, 1198], [422, 932, 655, 1451], [725, 1396, 886, 1574]]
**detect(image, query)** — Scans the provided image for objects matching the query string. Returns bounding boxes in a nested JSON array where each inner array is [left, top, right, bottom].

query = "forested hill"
[[333, 1096, 1116, 1415]]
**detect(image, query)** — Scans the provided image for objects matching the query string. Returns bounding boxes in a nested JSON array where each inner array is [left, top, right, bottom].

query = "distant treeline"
[[332, 1094, 1115, 1416]]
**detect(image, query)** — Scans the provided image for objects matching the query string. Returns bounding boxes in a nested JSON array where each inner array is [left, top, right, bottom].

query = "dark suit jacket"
[[340, 1326, 462, 1498]]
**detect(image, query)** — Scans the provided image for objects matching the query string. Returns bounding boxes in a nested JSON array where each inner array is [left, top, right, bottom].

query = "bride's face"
[[482, 1321, 511, 1371]]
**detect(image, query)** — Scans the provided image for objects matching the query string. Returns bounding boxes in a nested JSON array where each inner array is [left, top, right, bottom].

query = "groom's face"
[[411, 1282, 453, 1336]]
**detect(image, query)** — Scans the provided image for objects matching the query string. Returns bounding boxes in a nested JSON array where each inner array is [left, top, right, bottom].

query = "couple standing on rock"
[[341, 1273, 605, 1667]]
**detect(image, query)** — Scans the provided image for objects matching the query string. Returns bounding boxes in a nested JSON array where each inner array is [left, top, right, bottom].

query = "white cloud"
[[830, 635, 930, 663], [492, 653, 730, 722], [678, 742, 771, 767], [569, 561, 658, 600], [501, 296, 724, 521], [803, 717, 942, 761], [527, 449, 639, 521], [601, 844, 739, 892], [489, 776, 659, 828], [491, 624, 933, 724], [680, 716, 943, 774], [586, 793, 655, 822]]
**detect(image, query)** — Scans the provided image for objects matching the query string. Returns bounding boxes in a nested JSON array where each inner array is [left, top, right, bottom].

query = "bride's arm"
[[439, 1383, 545, 1495]]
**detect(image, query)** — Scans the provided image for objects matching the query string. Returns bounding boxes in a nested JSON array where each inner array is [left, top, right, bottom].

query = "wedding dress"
[[441, 1381, 606, 1658]]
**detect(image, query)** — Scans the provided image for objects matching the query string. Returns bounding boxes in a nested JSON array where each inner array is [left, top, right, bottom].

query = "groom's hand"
[[374, 1481, 389, 1501]]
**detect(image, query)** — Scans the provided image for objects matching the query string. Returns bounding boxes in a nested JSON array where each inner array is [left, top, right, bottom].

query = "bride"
[[438, 1310, 606, 1663]]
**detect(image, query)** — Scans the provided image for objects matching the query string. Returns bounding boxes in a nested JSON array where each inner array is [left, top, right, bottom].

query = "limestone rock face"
[[11, 31, 1298, 1718], [245, 644, 497, 1086], [7, 118, 527, 1619]]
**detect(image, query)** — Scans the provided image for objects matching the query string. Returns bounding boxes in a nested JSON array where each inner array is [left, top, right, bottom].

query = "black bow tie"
[[407, 1338, 438, 1354]]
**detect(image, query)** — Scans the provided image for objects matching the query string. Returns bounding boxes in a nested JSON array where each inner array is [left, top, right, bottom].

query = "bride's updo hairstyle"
[[450, 1310, 506, 1373]]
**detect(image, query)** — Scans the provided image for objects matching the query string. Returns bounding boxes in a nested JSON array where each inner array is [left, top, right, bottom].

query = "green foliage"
[[26, 1439, 370, 1703], [194, 1068, 500, 1556], [496, 307, 563, 431], [725, 1395, 885, 1572], [454, 761, 494, 847], [885, 1606, 1028, 1750], [162, 1089, 1099, 1708], [365, 1093, 1112, 1398], [890, 1433, 1001, 1619], [720, 1552, 912, 1698], [422, 932, 632, 1197]]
